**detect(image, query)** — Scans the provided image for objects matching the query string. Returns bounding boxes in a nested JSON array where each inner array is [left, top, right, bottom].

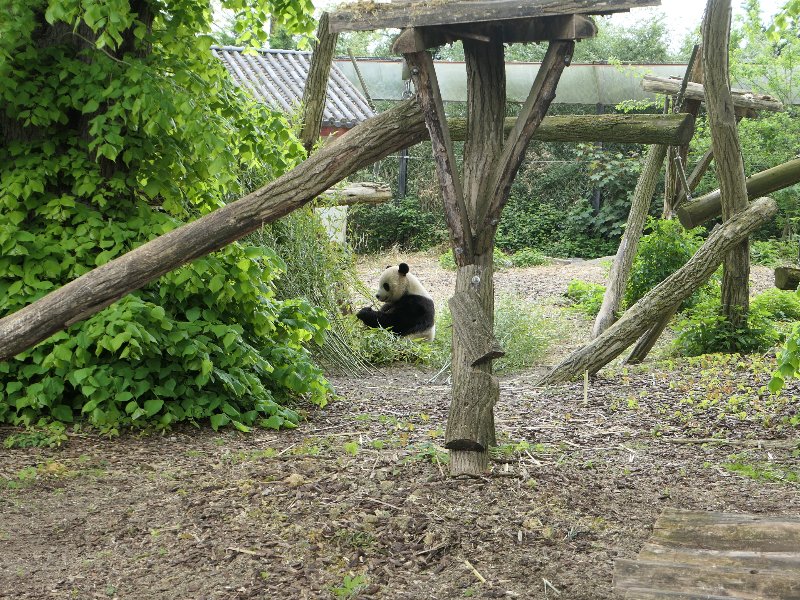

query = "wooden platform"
[[613, 508, 800, 599]]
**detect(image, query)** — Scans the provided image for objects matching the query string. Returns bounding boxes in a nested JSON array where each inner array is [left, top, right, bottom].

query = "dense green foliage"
[[431, 294, 551, 374], [625, 219, 705, 310], [347, 197, 447, 254], [0, 0, 331, 432], [673, 294, 779, 357], [565, 280, 606, 317]]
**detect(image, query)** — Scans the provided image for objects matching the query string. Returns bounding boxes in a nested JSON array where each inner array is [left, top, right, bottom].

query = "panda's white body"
[[356, 263, 436, 341]]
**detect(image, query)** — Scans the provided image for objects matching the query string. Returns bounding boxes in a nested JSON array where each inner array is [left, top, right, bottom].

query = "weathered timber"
[[664, 44, 702, 217], [614, 559, 800, 599], [704, 0, 751, 329], [404, 50, 473, 263], [300, 13, 338, 153], [323, 182, 391, 206], [0, 100, 430, 361], [642, 75, 784, 112], [445, 369, 499, 453], [775, 266, 800, 290], [677, 158, 800, 228], [592, 144, 667, 338], [481, 40, 574, 241], [674, 147, 714, 210], [449, 292, 505, 366], [537, 197, 778, 385], [391, 14, 596, 53], [449, 113, 694, 145], [329, 0, 660, 33], [614, 508, 800, 599], [624, 303, 678, 364]]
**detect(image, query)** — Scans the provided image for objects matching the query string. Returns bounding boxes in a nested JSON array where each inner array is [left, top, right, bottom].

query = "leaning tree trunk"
[[300, 13, 338, 154], [592, 144, 667, 338], [703, 0, 751, 328], [538, 197, 777, 385], [0, 100, 428, 360]]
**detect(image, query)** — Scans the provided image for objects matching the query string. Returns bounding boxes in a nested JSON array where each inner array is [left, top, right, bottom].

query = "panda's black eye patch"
[[383, 283, 390, 291]]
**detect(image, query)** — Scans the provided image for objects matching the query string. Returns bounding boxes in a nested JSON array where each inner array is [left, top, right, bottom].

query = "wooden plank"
[[391, 15, 597, 52], [623, 588, 746, 600], [614, 559, 800, 599], [330, 0, 660, 33], [652, 508, 800, 553], [639, 543, 800, 572], [642, 75, 784, 112]]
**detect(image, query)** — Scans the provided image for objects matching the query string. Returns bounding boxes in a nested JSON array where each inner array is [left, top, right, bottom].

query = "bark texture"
[[300, 13, 338, 153], [538, 197, 777, 385], [677, 158, 800, 229], [703, 0, 751, 328], [592, 144, 667, 339]]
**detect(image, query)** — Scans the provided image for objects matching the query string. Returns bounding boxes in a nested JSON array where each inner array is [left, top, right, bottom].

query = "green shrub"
[[565, 280, 606, 317], [673, 295, 779, 357], [625, 219, 705, 309], [750, 239, 798, 267], [430, 293, 551, 374], [751, 288, 800, 321], [347, 197, 447, 253], [510, 248, 550, 267]]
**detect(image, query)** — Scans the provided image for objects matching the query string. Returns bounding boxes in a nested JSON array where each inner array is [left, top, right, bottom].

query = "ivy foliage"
[[0, 0, 330, 433]]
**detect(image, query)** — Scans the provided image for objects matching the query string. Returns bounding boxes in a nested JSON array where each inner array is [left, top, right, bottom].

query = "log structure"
[[538, 197, 777, 385], [330, 0, 660, 477], [642, 75, 784, 113], [775, 266, 800, 291], [0, 98, 696, 361], [677, 158, 800, 229], [704, 0, 752, 329]]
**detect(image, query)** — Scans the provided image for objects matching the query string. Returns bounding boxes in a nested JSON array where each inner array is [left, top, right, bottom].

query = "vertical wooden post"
[[405, 39, 572, 476], [703, 0, 751, 327]]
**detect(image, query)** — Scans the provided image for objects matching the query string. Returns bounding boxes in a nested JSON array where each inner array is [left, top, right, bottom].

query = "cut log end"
[[445, 439, 486, 452], [775, 266, 800, 291]]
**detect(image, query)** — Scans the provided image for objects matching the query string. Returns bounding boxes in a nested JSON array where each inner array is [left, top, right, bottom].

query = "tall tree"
[[0, 0, 331, 432]]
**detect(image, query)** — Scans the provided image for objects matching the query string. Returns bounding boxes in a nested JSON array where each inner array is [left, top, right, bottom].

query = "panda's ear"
[[398, 263, 409, 276]]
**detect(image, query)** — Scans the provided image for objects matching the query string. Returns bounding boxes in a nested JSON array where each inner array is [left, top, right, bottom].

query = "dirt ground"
[[1, 254, 798, 600]]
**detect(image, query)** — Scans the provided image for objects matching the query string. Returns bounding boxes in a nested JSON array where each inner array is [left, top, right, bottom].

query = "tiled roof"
[[212, 46, 375, 129]]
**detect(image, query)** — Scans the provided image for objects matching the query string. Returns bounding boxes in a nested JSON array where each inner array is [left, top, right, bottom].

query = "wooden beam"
[[391, 15, 596, 53], [592, 145, 667, 338], [404, 49, 474, 263], [323, 182, 391, 206], [329, 0, 660, 33], [300, 13, 338, 154], [677, 157, 800, 229], [537, 197, 778, 385], [481, 39, 574, 237], [642, 75, 784, 112]]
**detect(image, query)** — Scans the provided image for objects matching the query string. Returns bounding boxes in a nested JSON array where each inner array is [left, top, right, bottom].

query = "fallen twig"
[[464, 559, 486, 584]]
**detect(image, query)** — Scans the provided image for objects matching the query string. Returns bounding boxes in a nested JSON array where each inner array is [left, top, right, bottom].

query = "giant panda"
[[356, 263, 435, 341]]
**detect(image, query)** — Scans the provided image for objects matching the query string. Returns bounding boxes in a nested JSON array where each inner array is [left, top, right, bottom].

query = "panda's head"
[[375, 263, 431, 303]]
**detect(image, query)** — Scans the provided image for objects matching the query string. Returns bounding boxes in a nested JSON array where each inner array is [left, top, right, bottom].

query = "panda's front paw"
[[356, 306, 375, 322]]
